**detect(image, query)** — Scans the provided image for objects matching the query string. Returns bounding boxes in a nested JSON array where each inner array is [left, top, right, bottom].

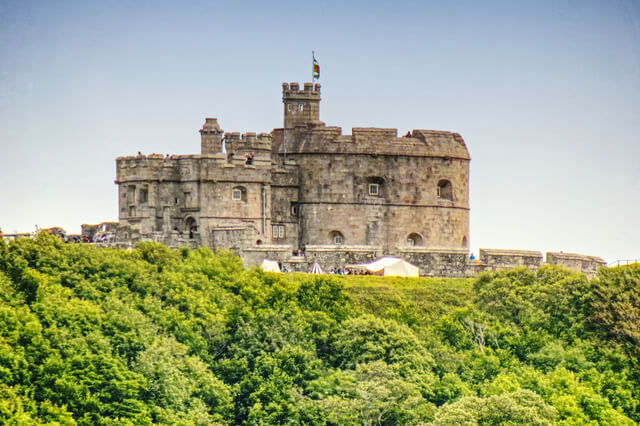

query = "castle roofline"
[[281, 125, 470, 159]]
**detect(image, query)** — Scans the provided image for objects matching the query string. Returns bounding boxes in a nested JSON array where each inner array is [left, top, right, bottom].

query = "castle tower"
[[282, 82, 321, 129], [200, 118, 224, 155]]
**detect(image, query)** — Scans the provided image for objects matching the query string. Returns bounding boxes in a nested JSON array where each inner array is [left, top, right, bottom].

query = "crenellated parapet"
[[284, 125, 470, 159], [282, 82, 322, 129]]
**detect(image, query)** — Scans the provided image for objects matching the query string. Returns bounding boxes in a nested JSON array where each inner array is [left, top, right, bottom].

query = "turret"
[[282, 82, 321, 129], [200, 118, 224, 155]]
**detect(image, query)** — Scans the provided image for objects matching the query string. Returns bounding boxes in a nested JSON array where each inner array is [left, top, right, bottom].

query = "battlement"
[[282, 82, 321, 99]]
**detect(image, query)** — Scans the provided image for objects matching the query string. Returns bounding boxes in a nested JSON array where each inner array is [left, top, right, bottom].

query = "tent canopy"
[[357, 257, 419, 277], [260, 259, 281, 273], [309, 261, 324, 274]]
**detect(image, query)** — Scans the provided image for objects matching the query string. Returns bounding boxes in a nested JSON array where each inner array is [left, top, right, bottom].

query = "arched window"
[[462, 236, 468, 248], [437, 180, 453, 200], [329, 230, 344, 245], [232, 186, 247, 202], [185, 217, 197, 231], [407, 233, 424, 247]]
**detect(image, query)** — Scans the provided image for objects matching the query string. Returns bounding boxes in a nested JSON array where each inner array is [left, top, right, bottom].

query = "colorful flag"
[[313, 53, 320, 80]]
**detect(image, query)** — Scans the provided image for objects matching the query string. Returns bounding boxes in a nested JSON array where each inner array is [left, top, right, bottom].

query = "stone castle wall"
[[109, 81, 605, 279]]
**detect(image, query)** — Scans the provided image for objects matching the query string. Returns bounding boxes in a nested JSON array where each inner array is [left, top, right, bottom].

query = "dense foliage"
[[0, 233, 638, 424]]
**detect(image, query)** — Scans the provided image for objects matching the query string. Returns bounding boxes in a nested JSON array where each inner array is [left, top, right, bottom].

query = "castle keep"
[[114, 82, 604, 276], [115, 82, 471, 273]]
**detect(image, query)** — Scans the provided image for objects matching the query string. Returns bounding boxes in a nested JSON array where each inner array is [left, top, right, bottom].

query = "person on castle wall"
[[405, 131, 412, 138], [469, 253, 475, 260], [137, 151, 143, 158], [245, 152, 254, 165]]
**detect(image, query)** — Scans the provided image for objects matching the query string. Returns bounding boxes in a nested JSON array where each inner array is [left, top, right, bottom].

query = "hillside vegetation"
[[0, 233, 638, 425]]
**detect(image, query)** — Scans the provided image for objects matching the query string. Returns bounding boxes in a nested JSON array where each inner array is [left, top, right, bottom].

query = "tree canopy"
[[0, 234, 637, 424]]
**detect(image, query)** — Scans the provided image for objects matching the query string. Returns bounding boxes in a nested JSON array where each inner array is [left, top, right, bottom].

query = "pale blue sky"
[[1, 0, 639, 263]]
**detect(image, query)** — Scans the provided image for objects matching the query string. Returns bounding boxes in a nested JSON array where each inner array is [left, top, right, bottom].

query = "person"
[[469, 253, 475, 260], [282, 265, 289, 273], [405, 131, 412, 137]]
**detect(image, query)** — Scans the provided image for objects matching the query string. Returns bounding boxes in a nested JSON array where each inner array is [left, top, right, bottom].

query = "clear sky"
[[1, 0, 639, 263]]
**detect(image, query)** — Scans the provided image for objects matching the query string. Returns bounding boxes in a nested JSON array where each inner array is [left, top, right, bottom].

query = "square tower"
[[282, 82, 321, 129]]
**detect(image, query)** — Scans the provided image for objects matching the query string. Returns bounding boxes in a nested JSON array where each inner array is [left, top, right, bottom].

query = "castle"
[[114, 82, 604, 276]]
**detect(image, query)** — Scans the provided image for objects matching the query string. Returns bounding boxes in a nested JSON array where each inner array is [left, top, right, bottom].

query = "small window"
[[139, 188, 148, 203], [329, 230, 344, 245], [183, 192, 191, 206], [291, 203, 300, 217], [287, 104, 292, 111], [407, 233, 423, 247], [232, 186, 247, 201], [437, 180, 453, 201], [272, 225, 285, 239], [366, 176, 385, 196], [127, 186, 135, 204], [298, 104, 304, 111], [129, 206, 136, 217], [462, 236, 468, 248]]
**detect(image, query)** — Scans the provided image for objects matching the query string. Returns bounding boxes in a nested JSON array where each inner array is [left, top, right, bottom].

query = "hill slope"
[[0, 234, 638, 425]]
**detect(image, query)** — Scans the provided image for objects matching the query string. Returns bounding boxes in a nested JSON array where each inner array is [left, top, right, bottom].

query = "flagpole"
[[312, 51, 314, 83]]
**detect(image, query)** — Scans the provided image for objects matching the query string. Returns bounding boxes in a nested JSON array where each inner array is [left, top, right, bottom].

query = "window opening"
[[437, 180, 453, 200], [407, 233, 423, 247], [272, 224, 285, 239], [368, 183, 379, 196], [329, 230, 344, 245]]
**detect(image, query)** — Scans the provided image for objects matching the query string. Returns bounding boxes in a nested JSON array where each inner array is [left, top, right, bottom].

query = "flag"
[[313, 53, 320, 80]]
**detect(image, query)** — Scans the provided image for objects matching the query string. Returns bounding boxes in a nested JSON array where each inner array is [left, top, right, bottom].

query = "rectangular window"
[[334, 235, 343, 244], [272, 225, 285, 239], [407, 238, 415, 246], [184, 192, 191, 206], [129, 206, 136, 217], [232, 189, 242, 200], [368, 183, 379, 196], [127, 186, 135, 204], [139, 187, 148, 203]]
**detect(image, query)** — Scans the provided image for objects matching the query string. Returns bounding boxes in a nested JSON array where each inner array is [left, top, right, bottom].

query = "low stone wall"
[[479, 249, 543, 271], [393, 247, 471, 277], [303, 245, 383, 272], [546, 252, 606, 278], [241, 244, 293, 267]]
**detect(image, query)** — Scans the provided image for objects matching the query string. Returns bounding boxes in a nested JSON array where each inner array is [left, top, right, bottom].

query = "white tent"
[[260, 259, 281, 273], [358, 257, 419, 277], [309, 261, 324, 274]]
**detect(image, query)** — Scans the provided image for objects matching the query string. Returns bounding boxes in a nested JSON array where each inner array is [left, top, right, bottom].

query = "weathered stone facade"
[[113, 81, 605, 277], [115, 82, 471, 274]]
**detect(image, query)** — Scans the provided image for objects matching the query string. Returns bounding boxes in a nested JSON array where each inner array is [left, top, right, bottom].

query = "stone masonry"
[[113, 81, 604, 277]]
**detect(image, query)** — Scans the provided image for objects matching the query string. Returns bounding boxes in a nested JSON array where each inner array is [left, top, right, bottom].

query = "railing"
[[608, 259, 640, 267]]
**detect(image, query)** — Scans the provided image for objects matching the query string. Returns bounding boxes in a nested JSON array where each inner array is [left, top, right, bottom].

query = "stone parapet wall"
[[546, 252, 606, 277], [241, 244, 293, 268], [479, 249, 543, 271], [304, 245, 383, 271], [393, 248, 472, 277]]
